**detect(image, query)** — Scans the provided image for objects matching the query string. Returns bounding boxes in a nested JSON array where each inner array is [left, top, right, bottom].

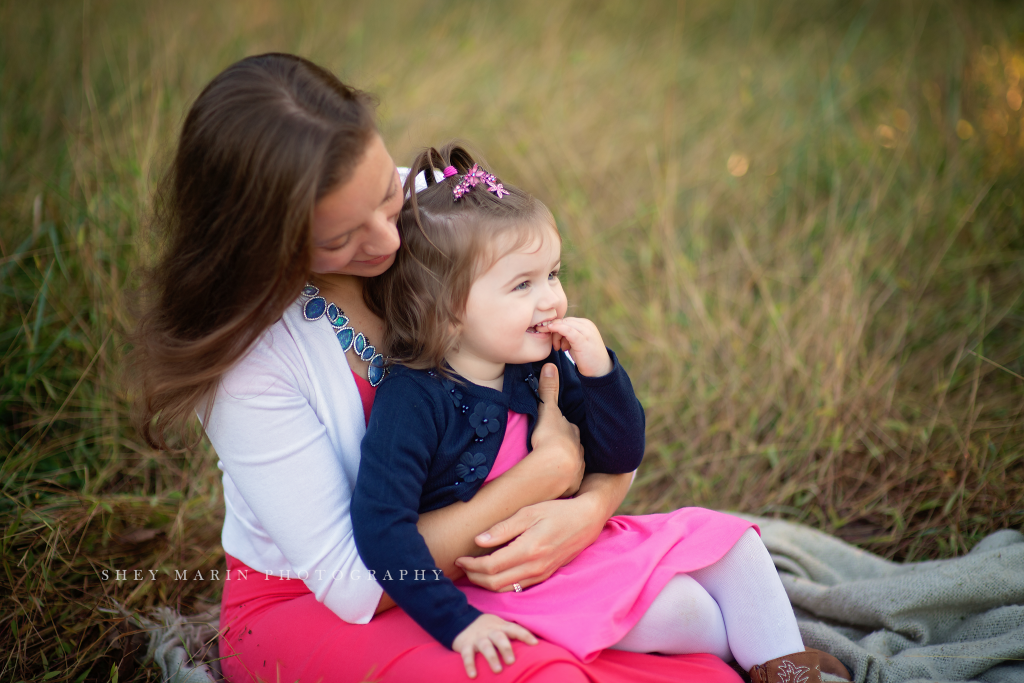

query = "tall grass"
[[1, 1, 1022, 680]]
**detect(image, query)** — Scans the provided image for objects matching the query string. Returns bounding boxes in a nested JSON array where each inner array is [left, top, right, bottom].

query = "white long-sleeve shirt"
[[200, 298, 384, 623]]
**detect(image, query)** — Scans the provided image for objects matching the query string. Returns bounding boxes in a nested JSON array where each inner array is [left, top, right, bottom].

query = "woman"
[[130, 53, 743, 682]]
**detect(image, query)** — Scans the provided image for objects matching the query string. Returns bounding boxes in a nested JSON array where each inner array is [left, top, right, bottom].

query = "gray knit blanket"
[[738, 514, 1024, 683], [140, 519, 1024, 683]]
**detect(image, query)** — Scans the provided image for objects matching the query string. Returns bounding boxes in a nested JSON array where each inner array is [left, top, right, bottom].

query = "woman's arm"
[[374, 470, 628, 613], [205, 330, 387, 624]]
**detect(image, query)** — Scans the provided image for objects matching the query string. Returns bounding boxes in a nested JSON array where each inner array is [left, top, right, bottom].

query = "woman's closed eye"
[[321, 229, 356, 252], [325, 237, 352, 252]]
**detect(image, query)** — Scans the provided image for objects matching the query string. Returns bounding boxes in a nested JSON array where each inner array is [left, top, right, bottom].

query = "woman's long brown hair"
[[128, 53, 376, 449]]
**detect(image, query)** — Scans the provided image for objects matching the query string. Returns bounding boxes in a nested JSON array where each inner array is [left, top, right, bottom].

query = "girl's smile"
[[445, 220, 568, 387], [527, 320, 555, 334]]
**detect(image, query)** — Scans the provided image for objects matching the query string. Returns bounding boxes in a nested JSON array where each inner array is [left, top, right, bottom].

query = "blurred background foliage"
[[1, 0, 1022, 680]]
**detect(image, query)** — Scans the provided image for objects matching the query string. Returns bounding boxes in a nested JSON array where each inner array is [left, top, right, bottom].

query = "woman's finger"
[[458, 544, 543, 589], [464, 554, 552, 592], [535, 362, 560, 408], [486, 561, 554, 592], [470, 506, 538, 550]]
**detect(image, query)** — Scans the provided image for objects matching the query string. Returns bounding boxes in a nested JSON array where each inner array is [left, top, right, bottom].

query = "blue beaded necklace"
[[299, 283, 386, 387]]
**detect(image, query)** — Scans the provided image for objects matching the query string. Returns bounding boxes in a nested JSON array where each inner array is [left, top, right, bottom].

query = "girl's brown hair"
[[128, 53, 377, 448], [366, 142, 554, 373]]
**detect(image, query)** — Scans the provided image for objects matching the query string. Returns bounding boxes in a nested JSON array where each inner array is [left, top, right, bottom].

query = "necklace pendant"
[[301, 284, 319, 297], [326, 302, 340, 323], [323, 301, 349, 328], [336, 327, 355, 352], [303, 296, 327, 321], [354, 332, 367, 356], [367, 354, 386, 386]]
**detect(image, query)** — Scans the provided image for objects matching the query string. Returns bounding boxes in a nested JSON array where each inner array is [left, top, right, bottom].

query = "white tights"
[[610, 528, 805, 671]]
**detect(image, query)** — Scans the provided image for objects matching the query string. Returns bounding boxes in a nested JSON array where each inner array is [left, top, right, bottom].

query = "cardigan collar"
[[437, 360, 542, 418]]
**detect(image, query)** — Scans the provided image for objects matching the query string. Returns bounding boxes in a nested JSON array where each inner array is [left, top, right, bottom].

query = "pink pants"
[[218, 554, 742, 683]]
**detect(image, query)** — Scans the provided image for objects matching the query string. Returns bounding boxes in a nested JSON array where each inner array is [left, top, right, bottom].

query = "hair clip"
[[452, 164, 509, 201]]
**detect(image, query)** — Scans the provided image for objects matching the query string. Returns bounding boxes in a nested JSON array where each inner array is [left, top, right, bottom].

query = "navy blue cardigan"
[[351, 348, 645, 648]]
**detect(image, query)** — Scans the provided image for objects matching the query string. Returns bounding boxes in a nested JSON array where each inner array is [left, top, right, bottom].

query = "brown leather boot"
[[805, 647, 851, 680], [748, 649, 822, 683]]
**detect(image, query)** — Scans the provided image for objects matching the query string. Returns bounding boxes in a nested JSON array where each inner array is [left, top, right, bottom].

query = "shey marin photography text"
[[98, 567, 445, 582]]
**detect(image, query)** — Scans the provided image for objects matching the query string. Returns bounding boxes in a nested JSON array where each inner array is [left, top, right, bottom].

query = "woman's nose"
[[365, 210, 401, 255]]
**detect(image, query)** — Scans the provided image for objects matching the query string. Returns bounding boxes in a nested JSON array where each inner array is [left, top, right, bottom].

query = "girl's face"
[[310, 134, 403, 278], [450, 220, 568, 382]]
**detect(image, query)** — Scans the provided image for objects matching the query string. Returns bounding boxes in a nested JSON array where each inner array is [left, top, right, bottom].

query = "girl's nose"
[[537, 281, 563, 312]]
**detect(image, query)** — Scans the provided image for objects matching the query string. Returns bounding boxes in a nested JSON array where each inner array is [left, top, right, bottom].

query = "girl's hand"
[[530, 363, 585, 498], [546, 317, 613, 377], [451, 614, 537, 679]]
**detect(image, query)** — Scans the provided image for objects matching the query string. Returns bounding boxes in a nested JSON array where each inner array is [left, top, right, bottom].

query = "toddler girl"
[[351, 143, 834, 682]]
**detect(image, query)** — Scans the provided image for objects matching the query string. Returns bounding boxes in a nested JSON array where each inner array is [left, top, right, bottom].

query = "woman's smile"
[[354, 253, 392, 266]]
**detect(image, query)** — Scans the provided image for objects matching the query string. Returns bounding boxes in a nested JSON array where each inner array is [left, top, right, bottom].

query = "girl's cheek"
[[555, 292, 569, 318]]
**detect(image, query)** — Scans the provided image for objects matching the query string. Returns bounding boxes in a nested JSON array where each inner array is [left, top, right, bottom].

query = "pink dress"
[[457, 411, 758, 662]]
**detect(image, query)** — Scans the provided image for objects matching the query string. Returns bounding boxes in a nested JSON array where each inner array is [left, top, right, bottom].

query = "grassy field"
[[1, 0, 1023, 680]]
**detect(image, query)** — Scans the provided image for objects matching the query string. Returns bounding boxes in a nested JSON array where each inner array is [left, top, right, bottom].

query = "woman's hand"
[[454, 471, 631, 592], [529, 362, 585, 498], [451, 614, 537, 679]]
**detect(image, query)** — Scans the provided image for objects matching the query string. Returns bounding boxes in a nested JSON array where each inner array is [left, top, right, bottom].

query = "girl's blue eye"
[[513, 281, 530, 291], [548, 270, 559, 280]]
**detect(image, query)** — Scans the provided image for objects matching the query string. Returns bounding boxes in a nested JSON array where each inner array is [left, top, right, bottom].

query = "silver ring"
[[513, 583, 522, 593]]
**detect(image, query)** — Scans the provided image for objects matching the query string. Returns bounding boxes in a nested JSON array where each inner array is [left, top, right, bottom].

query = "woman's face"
[[310, 133, 402, 278]]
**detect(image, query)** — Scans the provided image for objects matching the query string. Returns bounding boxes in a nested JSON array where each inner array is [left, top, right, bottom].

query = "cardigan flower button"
[[456, 452, 490, 483], [468, 403, 501, 438], [441, 379, 464, 408], [524, 373, 540, 399]]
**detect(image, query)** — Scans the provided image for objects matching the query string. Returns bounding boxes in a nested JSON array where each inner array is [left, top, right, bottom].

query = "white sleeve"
[[202, 326, 383, 623]]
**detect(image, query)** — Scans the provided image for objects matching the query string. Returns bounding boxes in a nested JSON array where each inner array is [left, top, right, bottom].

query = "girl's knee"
[[717, 527, 772, 569]]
